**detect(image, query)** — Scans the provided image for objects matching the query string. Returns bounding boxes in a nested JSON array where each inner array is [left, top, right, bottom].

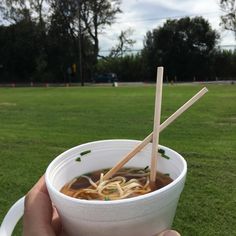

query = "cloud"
[[122, 1, 186, 19], [99, 0, 235, 55], [148, 0, 220, 14]]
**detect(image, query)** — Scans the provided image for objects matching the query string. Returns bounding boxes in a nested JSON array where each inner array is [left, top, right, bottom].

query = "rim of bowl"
[[45, 139, 187, 205]]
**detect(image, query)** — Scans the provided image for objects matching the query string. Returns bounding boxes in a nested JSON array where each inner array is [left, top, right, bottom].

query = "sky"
[[99, 0, 236, 55]]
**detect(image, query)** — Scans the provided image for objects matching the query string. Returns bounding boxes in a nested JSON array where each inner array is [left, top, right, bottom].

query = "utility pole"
[[78, 0, 84, 86]]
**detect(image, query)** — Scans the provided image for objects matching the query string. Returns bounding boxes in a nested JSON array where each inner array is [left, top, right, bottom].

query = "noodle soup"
[[46, 140, 187, 236], [61, 167, 173, 200]]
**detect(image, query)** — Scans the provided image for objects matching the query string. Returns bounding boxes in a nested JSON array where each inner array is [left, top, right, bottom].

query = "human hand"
[[23, 176, 180, 236], [23, 176, 66, 236]]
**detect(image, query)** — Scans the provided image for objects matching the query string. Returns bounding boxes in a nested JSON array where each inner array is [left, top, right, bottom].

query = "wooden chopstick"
[[150, 67, 164, 183], [103, 87, 208, 180]]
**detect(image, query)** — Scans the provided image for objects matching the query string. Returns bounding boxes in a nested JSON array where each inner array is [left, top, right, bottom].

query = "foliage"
[[0, 18, 38, 82], [1, 13, 236, 82], [97, 53, 144, 82], [220, 0, 236, 37], [46, 0, 81, 82], [142, 17, 219, 81], [109, 28, 136, 58], [80, 0, 121, 61], [2, 0, 48, 24], [0, 0, 121, 83], [213, 49, 236, 78]]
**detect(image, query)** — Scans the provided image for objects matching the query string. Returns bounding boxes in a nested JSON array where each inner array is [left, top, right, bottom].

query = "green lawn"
[[0, 84, 235, 235]]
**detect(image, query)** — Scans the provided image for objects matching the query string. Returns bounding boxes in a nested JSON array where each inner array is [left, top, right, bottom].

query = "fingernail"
[[162, 230, 180, 236]]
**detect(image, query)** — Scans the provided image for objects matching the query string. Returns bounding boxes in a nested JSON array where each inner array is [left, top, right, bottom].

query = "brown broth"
[[61, 167, 173, 200]]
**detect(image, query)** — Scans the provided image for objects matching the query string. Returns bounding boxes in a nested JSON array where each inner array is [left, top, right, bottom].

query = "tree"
[[48, 0, 122, 83], [0, 17, 38, 82], [97, 53, 144, 82], [109, 28, 136, 58], [95, 27, 137, 82], [220, 0, 236, 38], [213, 49, 236, 78], [2, 0, 48, 25], [142, 17, 219, 81], [46, 5, 76, 82], [80, 0, 121, 64], [2, 0, 50, 80], [1, 0, 121, 83]]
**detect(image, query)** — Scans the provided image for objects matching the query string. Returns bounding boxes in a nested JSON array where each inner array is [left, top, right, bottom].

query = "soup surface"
[[61, 167, 173, 201]]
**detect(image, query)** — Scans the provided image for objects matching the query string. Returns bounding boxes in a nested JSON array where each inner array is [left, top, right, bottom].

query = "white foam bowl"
[[45, 140, 187, 236]]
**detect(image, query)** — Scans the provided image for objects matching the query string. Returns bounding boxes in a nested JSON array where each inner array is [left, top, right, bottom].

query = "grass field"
[[0, 84, 235, 235]]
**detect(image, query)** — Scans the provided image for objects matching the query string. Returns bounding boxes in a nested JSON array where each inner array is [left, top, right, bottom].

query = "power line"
[[100, 44, 236, 53], [220, 44, 236, 47], [100, 48, 142, 53], [115, 11, 220, 24], [101, 11, 223, 43]]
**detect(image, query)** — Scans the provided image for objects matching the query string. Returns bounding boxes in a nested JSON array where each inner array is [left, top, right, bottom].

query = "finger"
[[157, 230, 181, 236], [23, 176, 55, 236], [52, 206, 62, 235], [24, 176, 52, 224], [31, 175, 48, 194]]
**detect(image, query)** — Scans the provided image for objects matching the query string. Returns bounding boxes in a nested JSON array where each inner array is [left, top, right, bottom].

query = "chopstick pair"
[[103, 68, 208, 181]]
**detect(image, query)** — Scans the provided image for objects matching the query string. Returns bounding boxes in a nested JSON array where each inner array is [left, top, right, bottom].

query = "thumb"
[[157, 230, 181, 236]]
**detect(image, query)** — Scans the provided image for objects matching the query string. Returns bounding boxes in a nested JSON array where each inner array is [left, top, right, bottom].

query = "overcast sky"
[[99, 0, 235, 55]]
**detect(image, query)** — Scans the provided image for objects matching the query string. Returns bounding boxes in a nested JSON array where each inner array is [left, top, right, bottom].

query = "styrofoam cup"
[[45, 140, 187, 236]]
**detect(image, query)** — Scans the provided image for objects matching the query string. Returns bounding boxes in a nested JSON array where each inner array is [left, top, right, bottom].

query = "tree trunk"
[[93, 2, 99, 66]]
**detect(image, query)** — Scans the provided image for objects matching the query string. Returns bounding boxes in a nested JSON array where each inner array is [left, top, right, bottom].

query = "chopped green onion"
[[80, 150, 91, 156], [162, 154, 170, 160], [104, 196, 110, 201], [164, 173, 170, 176], [158, 148, 170, 159], [76, 157, 81, 162], [158, 148, 165, 155]]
